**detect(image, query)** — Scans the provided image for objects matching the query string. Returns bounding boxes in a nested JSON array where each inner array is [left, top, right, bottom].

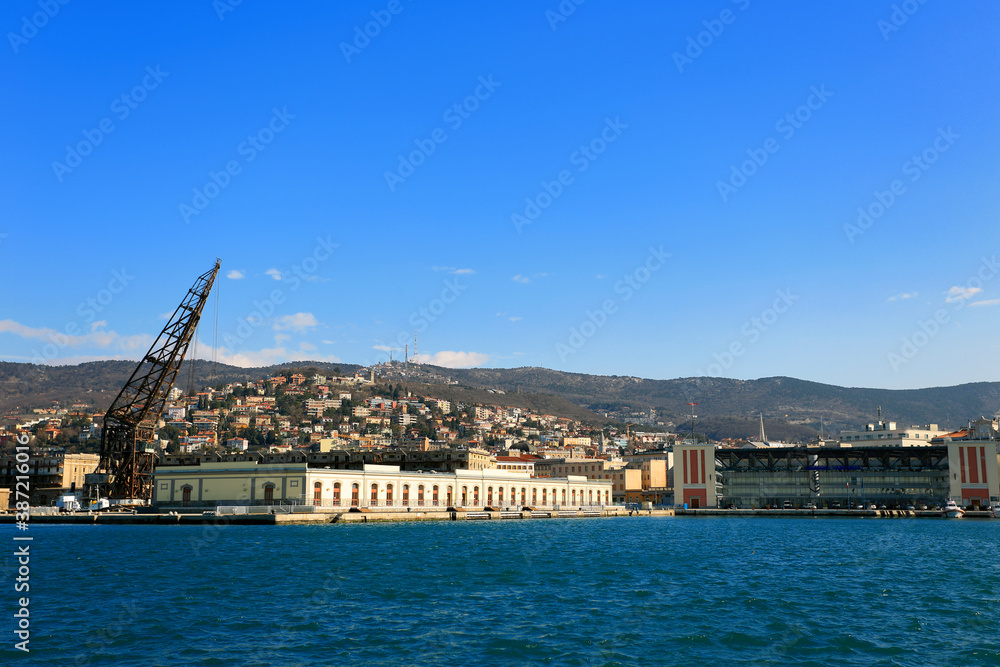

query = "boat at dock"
[[942, 499, 965, 519]]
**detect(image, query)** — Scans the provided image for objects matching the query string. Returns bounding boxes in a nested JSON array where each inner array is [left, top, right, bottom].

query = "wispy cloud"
[[432, 266, 475, 275], [265, 268, 283, 281], [226, 269, 245, 280], [512, 274, 530, 284], [210, 344, 340, 367], [411, 350, 488, 368], [273, 312, 318, 332], [509, 316, 522, 322], [945, 285, 982, 303], [0, 319, 152, 355], [887, 291, 917, 301], [969, 299, 1000, 308]]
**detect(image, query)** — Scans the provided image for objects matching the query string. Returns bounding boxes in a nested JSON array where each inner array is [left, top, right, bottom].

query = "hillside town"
[[2, 366, 998, 513]]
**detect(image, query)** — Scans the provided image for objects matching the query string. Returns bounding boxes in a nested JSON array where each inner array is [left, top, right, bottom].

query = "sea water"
[[3, 517, 999, 666]]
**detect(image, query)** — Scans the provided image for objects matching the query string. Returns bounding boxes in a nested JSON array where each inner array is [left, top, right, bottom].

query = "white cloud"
[[970, 299, 1000, 308], [945, 285, 982, 303], [273, 312, 318, 332], [433, 266, 475, 275], [0, 318, 151, 354], [322, 340, 336, 345], [274, 333, 291, 343], [265, 268, 283, 281], [411, 350, 488, 368], [226, 269, 245, 280], [509, 316, 522, 322], [887, 291, 917, 301], [512, 274, 530, 284], [212, 344, 341, 368], [595, 274, 605, 280], [372, 344, 395, 352]]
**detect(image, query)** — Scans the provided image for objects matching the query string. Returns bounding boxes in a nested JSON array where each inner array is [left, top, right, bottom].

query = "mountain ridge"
[[2, 360, 998, 438]]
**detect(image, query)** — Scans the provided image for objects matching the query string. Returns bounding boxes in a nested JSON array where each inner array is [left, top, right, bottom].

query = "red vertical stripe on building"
[[981, 447, 988, 486], [960, 447, 966, 484], [691, 451, 698, 487], [683, 450, 689, 485], [970, 447, 979, 484], [700, 449, 706, 484]]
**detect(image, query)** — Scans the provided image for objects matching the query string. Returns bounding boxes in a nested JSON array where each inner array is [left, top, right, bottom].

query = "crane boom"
[[88, 260, 220, 502]]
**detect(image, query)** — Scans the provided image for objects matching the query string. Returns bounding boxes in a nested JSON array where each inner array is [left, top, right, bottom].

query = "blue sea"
[[3, 516, 1000, 666]]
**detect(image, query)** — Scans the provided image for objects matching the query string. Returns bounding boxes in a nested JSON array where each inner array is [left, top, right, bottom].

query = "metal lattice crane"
[[87, 260, 220, 503]]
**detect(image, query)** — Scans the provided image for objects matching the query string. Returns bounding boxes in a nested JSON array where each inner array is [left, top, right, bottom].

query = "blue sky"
[[2, 0, 998, 390]]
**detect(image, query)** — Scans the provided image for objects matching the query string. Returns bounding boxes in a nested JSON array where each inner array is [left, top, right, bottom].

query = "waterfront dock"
[[675, 507, 996, 519], [2, 506, 674, 525]]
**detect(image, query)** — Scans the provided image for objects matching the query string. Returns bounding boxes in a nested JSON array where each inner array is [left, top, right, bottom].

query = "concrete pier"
[[1, 506, 673, 526]]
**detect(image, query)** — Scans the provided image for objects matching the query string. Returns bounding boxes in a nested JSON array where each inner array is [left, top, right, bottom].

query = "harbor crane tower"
[[86, 260, 220, 503]]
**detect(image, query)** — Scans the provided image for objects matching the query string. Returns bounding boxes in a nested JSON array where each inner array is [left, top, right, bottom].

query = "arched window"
[[561, 489, 566, 504], [314, 481, 322, 506], [605, 490, 609, 504], [588, 490, 593, 505], [351, 483, 359, 507], [461, 486, 468, 506], [371, 483, 379, 506], [446, 486, 453, 506], [542, 488, 548, 505], [487, 486, 494, 506], [473, 486, 480, 506], [552, 488, 558, 507], [572, 489, 576, 505], [264, 484, 274, 504], [403, 484, 410, 506], [532, 488, 537, 505], [182, 485, 193, 506], [386, 484, 394, 505], [432, 485, 439, 506], [333, 482, 341, 506], [510, 487, 516, 505], [521, 487, 526, 506], [418, 485, 425, 506], [497, 487, 504, 506]]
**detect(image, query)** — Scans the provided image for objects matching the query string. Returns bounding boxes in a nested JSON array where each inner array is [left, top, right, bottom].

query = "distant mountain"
[[3, 360, 999, 440]]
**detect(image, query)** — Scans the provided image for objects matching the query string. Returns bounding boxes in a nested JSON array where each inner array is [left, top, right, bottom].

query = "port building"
[[674, 441, 999, 509], [152, 452, 612, 510]]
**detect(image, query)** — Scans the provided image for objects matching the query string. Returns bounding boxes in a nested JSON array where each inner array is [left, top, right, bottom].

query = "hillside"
[[3, 360, 999, 439]]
